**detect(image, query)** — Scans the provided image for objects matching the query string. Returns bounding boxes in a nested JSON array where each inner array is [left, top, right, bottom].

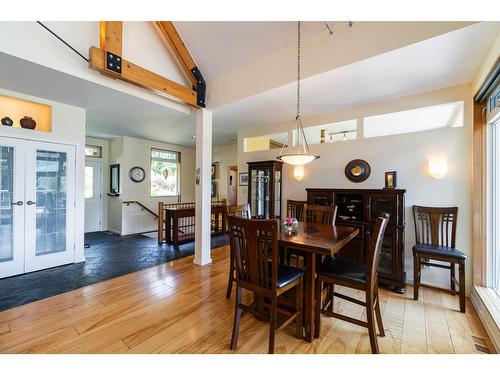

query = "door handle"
[[26, 200, 36, 206], [11, 201, 23, 206]]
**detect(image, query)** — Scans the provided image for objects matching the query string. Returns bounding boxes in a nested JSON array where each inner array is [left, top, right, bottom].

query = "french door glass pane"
[[0, 146, 14, 262], [84, 166, 94, 199], [36, 150, 67, 256]]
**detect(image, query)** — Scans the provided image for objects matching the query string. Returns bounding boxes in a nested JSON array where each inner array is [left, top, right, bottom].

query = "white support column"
[[194, 108, 213, 266]]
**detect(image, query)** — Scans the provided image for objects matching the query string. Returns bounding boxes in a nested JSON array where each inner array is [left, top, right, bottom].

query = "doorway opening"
[[227, 165, 238, 206]]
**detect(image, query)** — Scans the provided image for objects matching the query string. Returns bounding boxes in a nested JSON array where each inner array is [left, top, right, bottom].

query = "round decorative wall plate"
[[345, 159, 371, 183], [129, 166, 146, 183]]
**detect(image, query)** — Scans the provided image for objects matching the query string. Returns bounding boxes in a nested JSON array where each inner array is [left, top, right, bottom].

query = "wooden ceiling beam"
[[153, 21, 206, 107], [88, 46, 198, 107], [100, 21, 123, 57]]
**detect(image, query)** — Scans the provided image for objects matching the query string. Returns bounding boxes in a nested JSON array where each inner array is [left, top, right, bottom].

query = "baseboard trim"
[[471, 285, 500, 352]]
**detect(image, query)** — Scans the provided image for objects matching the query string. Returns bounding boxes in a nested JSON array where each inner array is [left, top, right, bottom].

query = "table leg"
[[304, 252, 316, 342]]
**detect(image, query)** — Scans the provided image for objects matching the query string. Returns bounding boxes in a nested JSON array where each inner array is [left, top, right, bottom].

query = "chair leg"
[[226, 248, 234, 299], [459, 260, 466, 313], [314, 278, 322, 338], [374, 292, 385, 337], [230, 286, 242, 350], [450, 261, 456, 292], [366, 292, 380, 354], [413, 255, 420, 301], [268, 297, 277, 354], [327, 283, 334, 313], [296, 278, 303, 339]]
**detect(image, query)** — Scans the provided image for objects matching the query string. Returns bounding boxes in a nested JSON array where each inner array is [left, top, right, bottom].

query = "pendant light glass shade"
[[277, 115, 319, 166], [276, 21, 319, 166]]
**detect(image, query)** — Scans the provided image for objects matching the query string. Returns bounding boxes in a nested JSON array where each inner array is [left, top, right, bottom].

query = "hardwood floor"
[[0, 245, 495, 354]]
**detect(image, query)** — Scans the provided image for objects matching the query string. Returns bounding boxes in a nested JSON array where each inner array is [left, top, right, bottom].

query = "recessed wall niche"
[[0, 94, 52, 132]]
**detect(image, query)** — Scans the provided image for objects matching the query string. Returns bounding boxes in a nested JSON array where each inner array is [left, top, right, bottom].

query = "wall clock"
[[129, 166, 146, 183], [345, 159, 371, 182]]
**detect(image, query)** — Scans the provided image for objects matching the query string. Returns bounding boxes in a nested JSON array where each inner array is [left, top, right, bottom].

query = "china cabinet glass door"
[[250, 168, 271, 218]]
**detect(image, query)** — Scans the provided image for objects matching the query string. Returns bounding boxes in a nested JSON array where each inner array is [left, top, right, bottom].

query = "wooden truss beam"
[[88, 46, 198, 107], [153, 21, 206, 107], [90, 21, 201, 108]]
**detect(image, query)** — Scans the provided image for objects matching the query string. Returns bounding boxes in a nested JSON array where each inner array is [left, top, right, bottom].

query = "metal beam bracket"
[[191, 66, 206, 107], [106, 51, 122, 74]]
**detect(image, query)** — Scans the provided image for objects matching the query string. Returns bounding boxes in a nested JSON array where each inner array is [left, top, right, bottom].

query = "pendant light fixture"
[[277, 21, 319, 166]]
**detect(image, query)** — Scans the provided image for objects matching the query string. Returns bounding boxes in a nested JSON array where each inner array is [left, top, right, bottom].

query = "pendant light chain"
[[296, 21, 301, 119]]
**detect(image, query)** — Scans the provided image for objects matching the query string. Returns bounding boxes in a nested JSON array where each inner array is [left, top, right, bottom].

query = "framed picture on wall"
[[239, 172, 248, 186], [384, 171, 397, 189], [211, 180, 217, 198]]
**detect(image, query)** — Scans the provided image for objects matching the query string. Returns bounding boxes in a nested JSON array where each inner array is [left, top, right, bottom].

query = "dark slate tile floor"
[[0, 231, 228, 312]]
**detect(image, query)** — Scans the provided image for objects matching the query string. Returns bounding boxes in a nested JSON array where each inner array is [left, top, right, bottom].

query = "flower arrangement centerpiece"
[[283, 217, 299, 234]]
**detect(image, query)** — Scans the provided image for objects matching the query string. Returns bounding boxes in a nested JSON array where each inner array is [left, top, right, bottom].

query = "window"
[[487, 108, 500, 297], [300, 119, 357, 144], [244, 131, 288, 153], [84, 166, 94, 199], [363, 101, 464, 138], [85, 144, 102, 158], [150, 148, 180, 197]]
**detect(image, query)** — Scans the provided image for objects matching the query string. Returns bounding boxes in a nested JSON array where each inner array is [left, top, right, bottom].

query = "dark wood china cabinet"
[[306, 188, 406, 293], [247, 161, 283, 219]]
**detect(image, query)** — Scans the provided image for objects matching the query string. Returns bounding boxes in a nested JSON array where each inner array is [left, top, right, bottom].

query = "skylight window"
[[363, 101, 464, 138]]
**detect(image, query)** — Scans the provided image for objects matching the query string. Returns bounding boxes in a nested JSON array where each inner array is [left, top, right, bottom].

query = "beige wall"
[[106, 136, 196, 235], [238, 84, 474, 294], [213, 143, 238, 201]]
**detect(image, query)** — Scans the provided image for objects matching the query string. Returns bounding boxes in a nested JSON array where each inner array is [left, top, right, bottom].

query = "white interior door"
[[24, 141, 76, 273], [0, 138, 26, 278], [84, 159, 102, 233]]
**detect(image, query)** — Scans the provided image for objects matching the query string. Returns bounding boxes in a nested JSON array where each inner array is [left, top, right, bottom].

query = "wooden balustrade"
[[158, 200, 227, 245]]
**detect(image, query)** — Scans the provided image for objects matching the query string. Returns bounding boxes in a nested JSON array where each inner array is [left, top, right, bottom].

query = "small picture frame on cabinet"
[[384, 171, 397, 189]]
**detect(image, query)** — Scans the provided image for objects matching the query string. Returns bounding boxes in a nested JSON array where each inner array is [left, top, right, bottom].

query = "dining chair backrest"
[[226, 216, 279, 292], [304, 204, 338, 225], [287, 200, 307, 222], [366, 213, 390, 291], [412, 205, 458, 248], [225, 203, 251, 219]]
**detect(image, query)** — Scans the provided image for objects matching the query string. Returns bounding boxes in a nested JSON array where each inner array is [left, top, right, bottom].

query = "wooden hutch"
[[306, 188, 406, 293]]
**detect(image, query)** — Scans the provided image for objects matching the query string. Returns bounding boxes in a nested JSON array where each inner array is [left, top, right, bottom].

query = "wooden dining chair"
[[225, 204, 252, 299], [287, 199, 307, 222], [315, 213, 390, 354], [227, 216, 303, 354], [286, 204, 338, 267], [412, 205, 466, 312]]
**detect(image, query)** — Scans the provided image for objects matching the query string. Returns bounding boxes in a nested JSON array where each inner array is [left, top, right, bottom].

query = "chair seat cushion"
[[317, 258, 367, 283], [276, 264, 304, 288], [412, 244, 466, 260]]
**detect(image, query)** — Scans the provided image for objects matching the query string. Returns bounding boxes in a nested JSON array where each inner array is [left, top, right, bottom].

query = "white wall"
[[106, 136, 196, 235], [85, 136, 109, 231], [238, 84, 474, 294], [0, 87, 86, 263], [213, 143, 238, 201]]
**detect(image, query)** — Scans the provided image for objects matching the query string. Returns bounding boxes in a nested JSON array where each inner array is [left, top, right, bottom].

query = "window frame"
[[85, 144, 102, 158], [150, 148, 181, 198]]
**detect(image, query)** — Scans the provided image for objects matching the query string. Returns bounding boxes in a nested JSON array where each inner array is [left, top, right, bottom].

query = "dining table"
[[278, 222, 359, 342]]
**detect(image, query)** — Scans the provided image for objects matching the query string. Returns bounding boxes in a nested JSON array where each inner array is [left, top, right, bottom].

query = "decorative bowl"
[[20, 116, 36, 129], [1, 117, 13, 126]]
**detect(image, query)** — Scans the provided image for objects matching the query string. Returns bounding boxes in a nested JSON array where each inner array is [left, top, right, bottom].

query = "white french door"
[[0, 137, 76, 278], [0, 138, 26, 278], [84, 159, 102, 233]]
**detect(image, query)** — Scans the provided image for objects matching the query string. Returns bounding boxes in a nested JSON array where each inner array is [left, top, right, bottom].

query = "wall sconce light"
[[428, 159, 448, 179], [294, 165, 305, 181]]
